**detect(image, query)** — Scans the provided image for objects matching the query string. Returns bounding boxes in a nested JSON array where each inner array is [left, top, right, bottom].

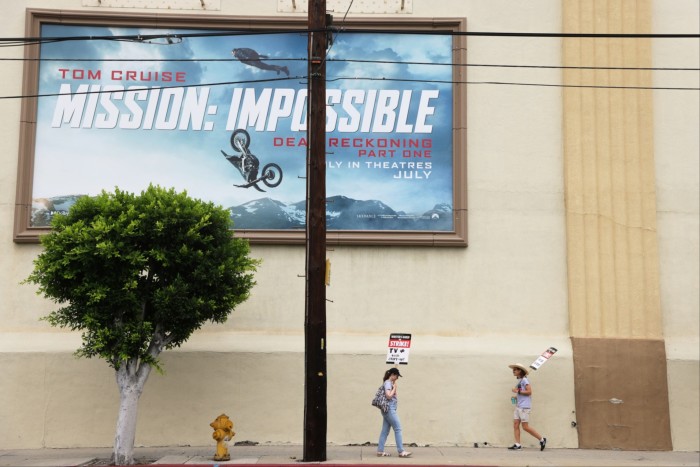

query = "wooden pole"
[[303, 0, 328, 462]]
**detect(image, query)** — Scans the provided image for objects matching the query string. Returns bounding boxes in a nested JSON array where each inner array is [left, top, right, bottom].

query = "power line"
[[321, 0, 354, 66], [346, 29, 700, 38], [0, 76, 293, 100], [0, 28, 698, 47], [334, 58, 699, 72], [329, 76, 699, 91], [1, 74, 697, 101], [2, 56, 697, 72]]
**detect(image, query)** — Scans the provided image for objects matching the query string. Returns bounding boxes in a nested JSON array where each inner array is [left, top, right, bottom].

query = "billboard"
[[14, 11, 467, 245]]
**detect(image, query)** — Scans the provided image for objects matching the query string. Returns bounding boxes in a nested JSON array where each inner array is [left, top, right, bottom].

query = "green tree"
[[25, 185, 258, 465]]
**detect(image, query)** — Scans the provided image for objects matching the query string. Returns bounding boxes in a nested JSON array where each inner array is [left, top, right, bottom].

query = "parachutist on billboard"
[[232, 48, 290, 77]]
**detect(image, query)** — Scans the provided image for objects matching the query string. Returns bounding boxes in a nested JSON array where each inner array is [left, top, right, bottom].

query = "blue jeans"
[[378, 406, 404, 453]]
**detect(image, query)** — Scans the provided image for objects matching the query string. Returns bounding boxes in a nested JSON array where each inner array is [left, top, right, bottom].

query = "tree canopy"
[[26, 185, 259, 371]]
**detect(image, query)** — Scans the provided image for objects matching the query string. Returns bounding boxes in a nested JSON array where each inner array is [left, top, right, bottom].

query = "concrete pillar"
[[562, 0, 672, 450]]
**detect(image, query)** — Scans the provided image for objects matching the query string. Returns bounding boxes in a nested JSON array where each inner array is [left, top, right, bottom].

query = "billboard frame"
[[13, 9, 467, 246]]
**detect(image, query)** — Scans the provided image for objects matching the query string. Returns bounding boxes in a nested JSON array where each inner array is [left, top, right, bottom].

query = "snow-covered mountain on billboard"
[[33, 194, 453, 231], [412, 202, 453, 230], [326, 196, 398, 229], [31, 195, 85, 227], [228, 195, 453, 231], [230, 197, 305, 229]]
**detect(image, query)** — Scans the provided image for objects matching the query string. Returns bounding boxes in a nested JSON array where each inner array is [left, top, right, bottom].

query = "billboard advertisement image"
[[15, 12, 466, 245]]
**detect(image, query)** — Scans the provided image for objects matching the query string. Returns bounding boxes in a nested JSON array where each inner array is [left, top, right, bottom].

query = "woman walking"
[[508, 363, 547, 451], [376, 368, 412, 458]]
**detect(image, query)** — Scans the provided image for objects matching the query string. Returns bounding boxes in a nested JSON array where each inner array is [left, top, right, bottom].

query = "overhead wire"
[[0, 28, 697, 98], [328, 76, 698, 91], [320, 0, 354, 66], [1, 72, 696, 101], [0, 56, 697, 72], [0, 28, 698, 46]]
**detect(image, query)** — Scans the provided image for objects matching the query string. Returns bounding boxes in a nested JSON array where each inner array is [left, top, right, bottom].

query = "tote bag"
[[371, 384, 389, 413]]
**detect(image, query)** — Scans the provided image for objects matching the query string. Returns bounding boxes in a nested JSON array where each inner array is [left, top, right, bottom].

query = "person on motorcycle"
[[220, 129, 283, 192], [222, 151, 259, 184]]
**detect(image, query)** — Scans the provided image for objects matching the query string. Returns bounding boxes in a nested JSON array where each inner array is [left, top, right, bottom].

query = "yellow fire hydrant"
[[210, 413, 235, 461]]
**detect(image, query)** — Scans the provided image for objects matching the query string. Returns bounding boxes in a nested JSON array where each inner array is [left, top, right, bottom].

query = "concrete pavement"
[[0, 444, 698, 467]]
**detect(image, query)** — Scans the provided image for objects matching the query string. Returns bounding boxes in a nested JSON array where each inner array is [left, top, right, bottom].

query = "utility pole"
[[303, 0, 329, 462]]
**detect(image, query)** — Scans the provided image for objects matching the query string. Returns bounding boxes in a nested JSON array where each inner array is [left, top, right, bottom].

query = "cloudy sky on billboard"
[[33, 24, 453, 219]]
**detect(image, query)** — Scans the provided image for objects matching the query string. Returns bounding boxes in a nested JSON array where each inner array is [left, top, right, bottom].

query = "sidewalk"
[[0, 445, 698, 467]]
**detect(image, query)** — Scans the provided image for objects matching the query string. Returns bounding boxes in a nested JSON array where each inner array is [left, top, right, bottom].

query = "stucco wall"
[[653, 0, 700, 452], [1, 334, 577, 449]]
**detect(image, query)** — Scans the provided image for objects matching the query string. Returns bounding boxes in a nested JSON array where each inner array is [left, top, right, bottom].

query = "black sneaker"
[[540, 438, 547, 451], [508, 444, 522, 450]]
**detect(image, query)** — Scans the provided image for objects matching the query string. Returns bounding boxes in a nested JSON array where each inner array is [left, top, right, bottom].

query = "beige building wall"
[[0, 0, 696, 452], [561, 0, 698, 451], [652, 0, 700, 452]]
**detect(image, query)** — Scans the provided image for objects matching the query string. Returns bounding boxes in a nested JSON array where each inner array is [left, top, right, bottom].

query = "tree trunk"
[[111, 361, 152, 465]]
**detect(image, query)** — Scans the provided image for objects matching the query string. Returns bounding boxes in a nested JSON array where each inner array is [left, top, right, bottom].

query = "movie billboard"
[[17, 13, 466, 245]]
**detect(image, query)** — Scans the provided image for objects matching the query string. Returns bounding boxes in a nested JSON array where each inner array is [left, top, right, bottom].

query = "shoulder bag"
[[371, 384, 390, 413]]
